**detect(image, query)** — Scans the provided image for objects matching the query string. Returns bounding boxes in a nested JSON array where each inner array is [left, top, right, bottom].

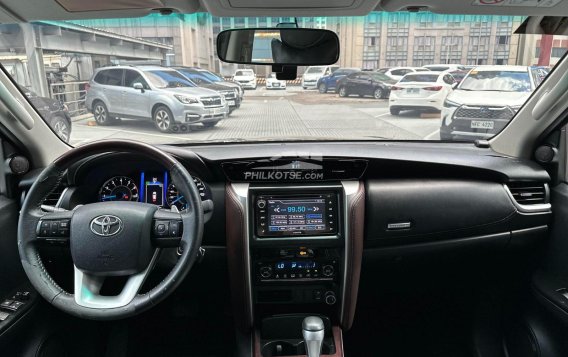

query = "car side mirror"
[[133, 82, 145, 92]]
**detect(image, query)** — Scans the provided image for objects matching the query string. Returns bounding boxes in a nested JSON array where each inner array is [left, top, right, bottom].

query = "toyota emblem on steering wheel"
[[90, 215, 123, 236]]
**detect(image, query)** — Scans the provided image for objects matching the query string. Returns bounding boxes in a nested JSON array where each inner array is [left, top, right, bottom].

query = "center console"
[[226, 181, 364, 357]]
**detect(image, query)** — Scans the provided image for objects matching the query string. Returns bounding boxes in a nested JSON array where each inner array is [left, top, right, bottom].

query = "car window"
[[124, 69, 149, 89], [235, 70, 253, 76], [459, 70, 532, 92], [371, 73, 391, 82], [306, 67, 325, 74], [94, 69, 123, 86], [144, 70, 195, 88], [391, 69, 407, 76], [400, 74, 440, 83], [442, 74, 455, 85]]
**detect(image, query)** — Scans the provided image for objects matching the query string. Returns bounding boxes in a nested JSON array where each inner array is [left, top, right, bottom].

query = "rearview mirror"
[[216, 28, 340, 66]]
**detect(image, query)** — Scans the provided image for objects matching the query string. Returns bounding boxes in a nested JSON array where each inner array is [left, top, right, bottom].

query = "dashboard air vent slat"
[[41, 184, 66, 208], [507, 182, 547, 205]]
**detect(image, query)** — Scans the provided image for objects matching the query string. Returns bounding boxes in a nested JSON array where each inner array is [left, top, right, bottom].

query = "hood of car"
[[198, 82, 234, 91], [162, 87, 221, 97], [448, 89, 530, 107]]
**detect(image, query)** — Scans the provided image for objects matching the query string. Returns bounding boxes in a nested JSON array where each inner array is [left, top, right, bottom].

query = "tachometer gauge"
[[99, 176, 139, 202], [166, 177, 210, 210]]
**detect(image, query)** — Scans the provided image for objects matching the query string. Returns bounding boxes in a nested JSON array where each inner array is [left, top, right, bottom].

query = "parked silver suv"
[[85, 66, 229, 133]]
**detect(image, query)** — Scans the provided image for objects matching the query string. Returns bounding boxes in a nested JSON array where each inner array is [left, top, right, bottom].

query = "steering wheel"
[[17, 140, 204, 320]]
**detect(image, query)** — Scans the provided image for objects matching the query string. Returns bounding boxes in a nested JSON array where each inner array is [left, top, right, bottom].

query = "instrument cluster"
[[98, 171, 211, 211]]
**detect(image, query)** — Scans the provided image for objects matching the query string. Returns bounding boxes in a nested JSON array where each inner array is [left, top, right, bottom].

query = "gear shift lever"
[[302, 316, 325, 357]]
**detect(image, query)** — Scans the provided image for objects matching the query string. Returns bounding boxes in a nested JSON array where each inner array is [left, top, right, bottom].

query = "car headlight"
[[443, 99, 460, 108], [174, 94, 199, 104]]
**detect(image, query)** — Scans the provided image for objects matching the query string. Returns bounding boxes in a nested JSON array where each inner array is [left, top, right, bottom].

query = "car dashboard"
[[24, 141, 552, 354]]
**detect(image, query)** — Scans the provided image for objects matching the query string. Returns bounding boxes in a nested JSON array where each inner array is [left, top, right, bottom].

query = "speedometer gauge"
[[166, 177, 210, 210], [99, 176, 139, 202]]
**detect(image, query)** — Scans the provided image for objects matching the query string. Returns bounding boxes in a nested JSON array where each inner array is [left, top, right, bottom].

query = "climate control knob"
[[257, 200, 266, 209], [322, 265, 334, 277], [324, 291, 336, 305], [260, 266, 272, 279]]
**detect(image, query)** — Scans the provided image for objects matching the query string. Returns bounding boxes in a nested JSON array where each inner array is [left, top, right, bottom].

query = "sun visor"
[[55, 0, 165, 12], [203, 0, 379, 16]]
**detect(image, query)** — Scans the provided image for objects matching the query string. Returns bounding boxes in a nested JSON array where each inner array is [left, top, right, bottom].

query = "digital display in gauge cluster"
[[99, 171, 210, 211]]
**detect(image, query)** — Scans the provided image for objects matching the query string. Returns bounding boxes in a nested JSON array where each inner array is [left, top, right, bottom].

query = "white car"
[[265, 73, 286, 90], [377, 67, 429, 81], [302, 65, 339, 89], [389, 71, 457, 115], [233, 69, 257, 89], [440, 65, 545, 141]]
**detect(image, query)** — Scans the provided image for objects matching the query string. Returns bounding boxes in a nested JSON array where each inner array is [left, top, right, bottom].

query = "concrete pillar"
[[20, 23, 49, 97]]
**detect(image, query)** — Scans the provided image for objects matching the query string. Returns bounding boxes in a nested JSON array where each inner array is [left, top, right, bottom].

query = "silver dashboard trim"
[[230, 183, 253, 325], [503, 183, 551, 214]]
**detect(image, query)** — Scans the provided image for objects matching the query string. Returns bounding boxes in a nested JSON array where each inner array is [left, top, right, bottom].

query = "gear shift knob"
[[302, 316, 325, 357]]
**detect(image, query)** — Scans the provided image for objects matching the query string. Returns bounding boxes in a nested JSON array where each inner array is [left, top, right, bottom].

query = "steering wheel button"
[[169, 221, 180, 237], [154, 221, 169, 237], [59, 220, 70, 228], [49, 222, 59, 235]]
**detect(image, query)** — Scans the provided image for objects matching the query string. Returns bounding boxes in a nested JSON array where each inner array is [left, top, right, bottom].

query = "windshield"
[[306, 67, 325, 74], [401, 74, 440, 83], [145, 70, 196, 88], [459, 70, 532, 92], [0, 12, 557, 145]]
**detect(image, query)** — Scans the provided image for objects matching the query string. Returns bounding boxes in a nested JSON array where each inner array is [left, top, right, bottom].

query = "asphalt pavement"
[[69, 87, 441, 146]]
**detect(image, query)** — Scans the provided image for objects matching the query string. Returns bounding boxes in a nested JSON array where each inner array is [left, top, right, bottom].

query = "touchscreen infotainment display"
[[255, 193, 338, 237]]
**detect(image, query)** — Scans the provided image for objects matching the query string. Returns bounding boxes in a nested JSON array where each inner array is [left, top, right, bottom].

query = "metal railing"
[[49, 81, 89, 117]]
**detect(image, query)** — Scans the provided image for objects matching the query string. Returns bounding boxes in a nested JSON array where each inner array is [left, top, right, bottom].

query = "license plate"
[[471, 120, 494, 129], [273, 83, 280, 87], [228, 100, 235, 106], [210, 108, 222, 115], [406, 88, 419, 94]]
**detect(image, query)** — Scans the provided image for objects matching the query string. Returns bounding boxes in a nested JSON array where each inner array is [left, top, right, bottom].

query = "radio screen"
[[256, 193, 338, 237]]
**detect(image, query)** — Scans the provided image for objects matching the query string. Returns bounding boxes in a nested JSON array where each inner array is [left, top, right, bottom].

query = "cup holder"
[[261, 341, 297, 357]]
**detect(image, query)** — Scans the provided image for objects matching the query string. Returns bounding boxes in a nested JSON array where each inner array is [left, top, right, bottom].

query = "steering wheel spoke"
[[152, 208, 184, 247], [74, 249, 160, 309], [36, 209, 74, 246]]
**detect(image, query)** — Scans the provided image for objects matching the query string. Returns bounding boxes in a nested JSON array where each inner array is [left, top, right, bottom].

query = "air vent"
[[41, 184, 66, 208], [507, 182, 547, 205]]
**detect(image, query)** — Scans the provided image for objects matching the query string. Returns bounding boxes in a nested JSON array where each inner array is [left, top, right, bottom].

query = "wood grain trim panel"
[[341, 182, 365, 330]]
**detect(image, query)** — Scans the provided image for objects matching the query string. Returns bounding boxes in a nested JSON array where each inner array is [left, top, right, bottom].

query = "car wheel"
[[390, 107, 401, 115], [374, 88, 384, 99], [153, 106, 174, 133], [93, 101, 111, 126], [202, 121, 219, 128], [319, 83, 327, 93], [338, 86, 348, 97], [51, 116, 70, 143]]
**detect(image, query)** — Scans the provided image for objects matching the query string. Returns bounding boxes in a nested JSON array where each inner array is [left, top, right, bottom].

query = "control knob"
[[257, 200, 266, 209], [260, 266, 272, 279], [322, 265, 334, 277], [324, 291, 336, 305]]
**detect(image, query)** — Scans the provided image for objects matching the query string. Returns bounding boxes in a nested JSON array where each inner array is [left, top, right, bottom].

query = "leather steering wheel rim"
[[17, 140, 204, 320]]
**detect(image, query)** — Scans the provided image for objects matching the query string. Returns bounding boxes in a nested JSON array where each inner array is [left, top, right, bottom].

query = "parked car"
[[376, 67, 429, 81], [389, 72, 456, 115], [440, 65, 545, 140], [422, 64, 467, 72], [337, 71, 396, 99], [174, 66, 240, 113], [18, 84, 72, 143], [317, 67, 360, 93], [301, 65, 339, 89], [448, 69, 470, 84], [179, 67, 244, 103], [85, 66, 228, 133], [265, 73, 287, 89], [233, 69, 257, 89]]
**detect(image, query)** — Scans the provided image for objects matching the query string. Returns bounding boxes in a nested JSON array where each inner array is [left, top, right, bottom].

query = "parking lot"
[[69, 86, 442, 146]]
